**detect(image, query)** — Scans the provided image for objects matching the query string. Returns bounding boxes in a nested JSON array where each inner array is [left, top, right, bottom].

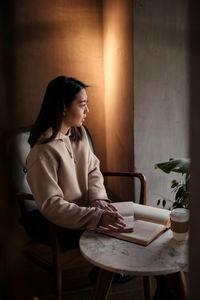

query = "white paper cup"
[[170, 208, 189, 241]]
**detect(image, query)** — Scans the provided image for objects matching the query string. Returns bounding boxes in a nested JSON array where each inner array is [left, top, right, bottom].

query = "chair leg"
[[49, 223, 62, 300], [143, 276, 154, 300]]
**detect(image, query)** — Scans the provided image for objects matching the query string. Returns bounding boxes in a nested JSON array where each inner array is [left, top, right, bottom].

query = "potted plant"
[[154, 158, 190, 209]]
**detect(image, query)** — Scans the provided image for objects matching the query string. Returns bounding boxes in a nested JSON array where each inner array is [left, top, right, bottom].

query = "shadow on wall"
[[0, 3, 37, 299]]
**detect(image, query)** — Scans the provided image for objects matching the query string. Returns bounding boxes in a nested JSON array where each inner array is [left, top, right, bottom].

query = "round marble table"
[[80, 229, 188, 300]]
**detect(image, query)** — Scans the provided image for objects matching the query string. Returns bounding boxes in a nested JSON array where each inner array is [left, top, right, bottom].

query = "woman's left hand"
[[90, 200, 117, 212]]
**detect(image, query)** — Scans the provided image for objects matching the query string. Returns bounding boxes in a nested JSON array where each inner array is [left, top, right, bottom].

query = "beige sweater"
[[26, 126, 108, 230]]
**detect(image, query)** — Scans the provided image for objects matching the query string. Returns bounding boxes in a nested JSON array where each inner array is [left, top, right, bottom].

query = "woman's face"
[[62, 88, 89, 130]]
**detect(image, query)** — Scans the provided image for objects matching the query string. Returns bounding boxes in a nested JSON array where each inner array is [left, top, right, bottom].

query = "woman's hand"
[[90, 199, 117, 212], [91, 200, 126, 231], [100, 211, 126, 231]]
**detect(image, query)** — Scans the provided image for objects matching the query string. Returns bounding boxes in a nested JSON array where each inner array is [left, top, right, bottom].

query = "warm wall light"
[[103, 0, 134, 201], [103, 0, 134, 168], [104, 29, 119, 107]]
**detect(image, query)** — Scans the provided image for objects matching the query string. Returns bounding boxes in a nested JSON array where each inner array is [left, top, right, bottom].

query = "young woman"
[[24, 76, 126, 252]]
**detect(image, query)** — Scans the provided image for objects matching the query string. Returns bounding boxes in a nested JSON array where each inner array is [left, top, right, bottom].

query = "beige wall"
[[103, 0, 134, 202], [134, 0, 189, 206]]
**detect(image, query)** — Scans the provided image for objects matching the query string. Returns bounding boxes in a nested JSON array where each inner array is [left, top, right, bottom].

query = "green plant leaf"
[[154, 158, 190, 174], [175, 186, 184, 200], [154, 158, 190, 210], [171, 180, 179, 188]]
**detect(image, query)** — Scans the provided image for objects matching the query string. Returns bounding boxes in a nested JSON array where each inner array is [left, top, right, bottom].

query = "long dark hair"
[[28, 76, 88, 147]]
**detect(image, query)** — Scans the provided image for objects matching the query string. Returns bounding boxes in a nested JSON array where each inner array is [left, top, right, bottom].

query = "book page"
[[133, 203, 170, 227], [106, 220, 165, 246], [112, 201, 134, 217]]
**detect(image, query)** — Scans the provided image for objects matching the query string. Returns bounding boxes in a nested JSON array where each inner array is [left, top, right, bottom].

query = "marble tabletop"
[[79, 229, 188, 276]]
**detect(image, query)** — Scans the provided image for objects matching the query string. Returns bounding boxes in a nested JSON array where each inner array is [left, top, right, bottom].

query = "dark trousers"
[[153, 275, 175, 300], [20, 209, 84, 252]]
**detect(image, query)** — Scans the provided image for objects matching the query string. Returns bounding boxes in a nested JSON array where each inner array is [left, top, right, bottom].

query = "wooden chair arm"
[[102, 171, 146, 205]]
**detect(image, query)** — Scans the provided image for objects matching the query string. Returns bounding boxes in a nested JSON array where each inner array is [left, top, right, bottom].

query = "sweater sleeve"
[[88, 148, 110, 203], [26, 148, 103, 230]]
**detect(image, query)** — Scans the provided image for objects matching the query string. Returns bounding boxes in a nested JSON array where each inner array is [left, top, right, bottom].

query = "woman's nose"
[[85, 105, 89, 113]]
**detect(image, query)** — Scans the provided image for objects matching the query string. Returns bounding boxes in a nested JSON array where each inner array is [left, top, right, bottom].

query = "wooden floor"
[[17, 226, 147, 300]]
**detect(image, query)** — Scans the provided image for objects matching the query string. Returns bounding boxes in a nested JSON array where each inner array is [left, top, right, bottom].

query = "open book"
[[97, 202, 171, 246]]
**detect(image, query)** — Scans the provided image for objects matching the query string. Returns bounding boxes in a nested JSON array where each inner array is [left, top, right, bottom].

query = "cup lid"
[[170, 208, 189, 222]]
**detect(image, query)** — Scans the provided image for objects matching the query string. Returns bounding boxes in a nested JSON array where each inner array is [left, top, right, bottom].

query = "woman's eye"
[[80, 102, 88, 109]]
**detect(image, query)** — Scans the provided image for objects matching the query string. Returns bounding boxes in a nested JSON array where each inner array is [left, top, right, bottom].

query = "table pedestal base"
[[168, 271, 187, 300], [92, 269, 187, 300], [144, 276, 154, 300], [92, 269, 114, 300], [92, 269, 153, 300]]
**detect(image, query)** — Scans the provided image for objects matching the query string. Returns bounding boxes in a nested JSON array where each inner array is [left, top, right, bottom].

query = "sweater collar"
[[39, 127, 71, 143], [55, 128, 71, 140]]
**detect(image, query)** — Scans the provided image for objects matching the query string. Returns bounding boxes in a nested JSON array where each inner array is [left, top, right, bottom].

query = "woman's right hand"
[[99, 211, 126, 231]]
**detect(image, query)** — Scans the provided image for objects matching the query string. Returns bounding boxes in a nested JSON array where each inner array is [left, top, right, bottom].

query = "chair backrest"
[[6, 126, 94, 216], [6, 126, 37, 214]]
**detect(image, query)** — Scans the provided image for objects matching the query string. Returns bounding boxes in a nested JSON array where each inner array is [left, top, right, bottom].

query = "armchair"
[[5, 126, 147, 300]]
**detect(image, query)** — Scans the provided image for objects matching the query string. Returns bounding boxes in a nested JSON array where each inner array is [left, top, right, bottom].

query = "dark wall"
[[134, 0, 189, 206], [189, 0, 200, 298]]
